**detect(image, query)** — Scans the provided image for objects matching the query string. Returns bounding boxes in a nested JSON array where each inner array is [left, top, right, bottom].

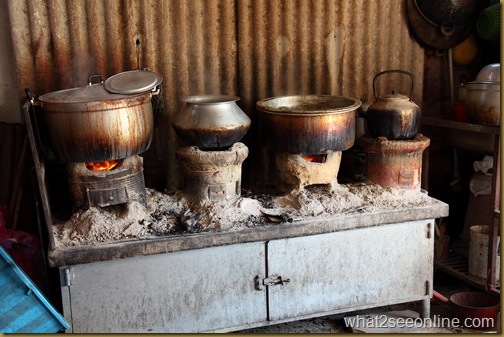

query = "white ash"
[[51, 183, 437, 249]]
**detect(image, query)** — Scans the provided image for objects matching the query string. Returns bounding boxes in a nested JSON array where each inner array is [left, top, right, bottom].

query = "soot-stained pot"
[[172, 95, 251, 150], [465, 64, 501, 126], [256, 95, 361, 155], [465, 81, 500, 126], [366, 70, 421, 140], [30, 73, 160, 162]]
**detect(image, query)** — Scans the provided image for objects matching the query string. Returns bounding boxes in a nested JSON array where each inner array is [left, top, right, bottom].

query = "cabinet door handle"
[[255, 275, 290, 290]]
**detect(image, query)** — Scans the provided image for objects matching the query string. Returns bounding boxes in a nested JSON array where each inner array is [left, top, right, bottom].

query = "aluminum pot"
[[256, 95, 361, 155], [465, 81, 500, 126], [172, 95, 251, 150], [366, 70, 421, 140], [29, 76, 156, 162]]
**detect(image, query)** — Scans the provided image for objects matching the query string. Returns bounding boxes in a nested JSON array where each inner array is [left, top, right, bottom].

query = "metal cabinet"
[[267, 220, 433, 321], [60, 219, 434, 333], [60, 242, 267, 333]]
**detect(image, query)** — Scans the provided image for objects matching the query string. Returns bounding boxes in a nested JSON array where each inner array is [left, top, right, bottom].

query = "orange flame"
[[86, 160, 121, 172], [303, 154, 326, 163]]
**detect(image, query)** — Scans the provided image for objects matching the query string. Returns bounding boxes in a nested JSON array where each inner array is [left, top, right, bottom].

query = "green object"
[[477, 3, 501, 44]]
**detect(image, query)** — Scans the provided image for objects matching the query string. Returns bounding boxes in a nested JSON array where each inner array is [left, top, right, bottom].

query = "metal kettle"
[[366, 70, 421, 140]]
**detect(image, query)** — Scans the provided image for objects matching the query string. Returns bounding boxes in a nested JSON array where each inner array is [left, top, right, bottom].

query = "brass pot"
[[366, 70, 421, 140], [256, 95, 361, 155]]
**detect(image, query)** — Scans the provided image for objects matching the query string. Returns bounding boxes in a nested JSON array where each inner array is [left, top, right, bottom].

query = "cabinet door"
[[63, 241, 266, 333], [267, 220, 433, 321]]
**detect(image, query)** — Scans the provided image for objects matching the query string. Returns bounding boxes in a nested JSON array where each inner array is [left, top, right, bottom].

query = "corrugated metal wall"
[[7, 0, 424, 186]]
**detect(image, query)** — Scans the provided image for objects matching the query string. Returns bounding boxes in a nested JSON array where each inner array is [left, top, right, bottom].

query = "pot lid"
[[104, 69, 163, 94], [465, 80, 501, 89], [406, 0, 486, 49], [38, 83, 131, 103]]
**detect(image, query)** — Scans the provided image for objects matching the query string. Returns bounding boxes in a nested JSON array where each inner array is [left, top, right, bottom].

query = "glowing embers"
[[302, 154, 327, 163], [275, 151, 342, 191], [85, 160, 121, 172], [67, 155, 146, 210]]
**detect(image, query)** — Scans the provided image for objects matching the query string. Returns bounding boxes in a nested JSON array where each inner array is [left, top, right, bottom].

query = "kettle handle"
[[373, 70, 415, 101]]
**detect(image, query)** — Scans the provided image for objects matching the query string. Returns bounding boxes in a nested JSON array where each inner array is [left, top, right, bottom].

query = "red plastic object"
[[454, 102, 468, 122]]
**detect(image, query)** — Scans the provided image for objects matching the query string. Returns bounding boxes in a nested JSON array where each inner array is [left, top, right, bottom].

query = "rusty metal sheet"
[[6, 0, 424, 186]]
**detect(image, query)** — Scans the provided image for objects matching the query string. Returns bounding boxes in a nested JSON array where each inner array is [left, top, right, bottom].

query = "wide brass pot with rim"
[[256, 95, 361, 155]]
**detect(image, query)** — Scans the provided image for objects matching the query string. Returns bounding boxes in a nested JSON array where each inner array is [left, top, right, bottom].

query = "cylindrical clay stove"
[[176, 143, 248, 202], [360, 134, 430, 190], [67, 156, 146, 210]]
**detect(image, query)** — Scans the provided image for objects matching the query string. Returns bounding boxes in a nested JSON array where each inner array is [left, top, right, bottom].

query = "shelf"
[[422, 116, 501, 135], [424, 116, 501, 293], [435, 253, 500, 295]]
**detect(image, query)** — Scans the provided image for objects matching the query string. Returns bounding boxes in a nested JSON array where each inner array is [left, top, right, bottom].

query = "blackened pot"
[[256, 95, 361, 155], [172, 95, 251, 150]]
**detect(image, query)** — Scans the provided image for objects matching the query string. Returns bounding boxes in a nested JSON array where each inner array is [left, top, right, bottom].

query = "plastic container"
[[468, 225, 500, 281]]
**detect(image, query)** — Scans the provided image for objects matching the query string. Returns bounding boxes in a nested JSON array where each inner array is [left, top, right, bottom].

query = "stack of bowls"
[[465, 63, 500, 126]]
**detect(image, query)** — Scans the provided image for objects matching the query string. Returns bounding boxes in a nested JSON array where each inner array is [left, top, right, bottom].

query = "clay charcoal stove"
[[176, 142, 248, 203], [274, 152, 342, 191], [67, 155, 146, 211]]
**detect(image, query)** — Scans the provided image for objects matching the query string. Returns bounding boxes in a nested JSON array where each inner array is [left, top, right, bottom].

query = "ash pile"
[[51, 183, 438, 249]]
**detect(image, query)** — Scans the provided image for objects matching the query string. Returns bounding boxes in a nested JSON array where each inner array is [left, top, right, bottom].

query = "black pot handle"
[[88, 74, 104, 86], [25, 87, 35, 103], [25, 87, 42, 106], [373, 70, 415, 101]]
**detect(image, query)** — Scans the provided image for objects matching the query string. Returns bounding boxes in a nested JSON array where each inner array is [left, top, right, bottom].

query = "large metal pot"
[[256, 95, 361, 155], [465, 81, 500, 126], [366, 70, 421, 140], [30, 76, 156, 162], [172, 95, 251, 150]]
